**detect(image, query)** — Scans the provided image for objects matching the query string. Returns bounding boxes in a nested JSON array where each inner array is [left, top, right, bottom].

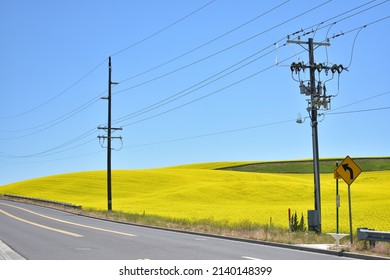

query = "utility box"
[[308, 210, 319, 232]]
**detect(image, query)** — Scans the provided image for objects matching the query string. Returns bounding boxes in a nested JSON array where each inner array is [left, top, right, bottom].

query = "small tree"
[[298, 212, 306, 232], [290, 212, 299, 231], [290, 211, 306, 232]]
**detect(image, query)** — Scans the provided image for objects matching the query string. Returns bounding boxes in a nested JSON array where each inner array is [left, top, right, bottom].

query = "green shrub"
[[290, 212, 306, 232]]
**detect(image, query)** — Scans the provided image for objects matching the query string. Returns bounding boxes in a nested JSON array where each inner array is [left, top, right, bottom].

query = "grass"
[[217, 157, 390, 173]]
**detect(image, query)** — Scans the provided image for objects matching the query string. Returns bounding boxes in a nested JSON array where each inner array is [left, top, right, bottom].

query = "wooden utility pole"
[[98, 56, 122, 211]]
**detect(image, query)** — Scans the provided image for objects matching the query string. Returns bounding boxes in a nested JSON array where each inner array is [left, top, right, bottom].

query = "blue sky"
[[1, 0, 389, 184]]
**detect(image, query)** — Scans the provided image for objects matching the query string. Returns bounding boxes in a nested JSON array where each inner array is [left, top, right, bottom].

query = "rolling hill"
[[1, 158, 389, 233]]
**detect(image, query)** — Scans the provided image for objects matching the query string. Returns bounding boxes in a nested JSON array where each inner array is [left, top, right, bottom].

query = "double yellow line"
[[0, 202, 136, 238]]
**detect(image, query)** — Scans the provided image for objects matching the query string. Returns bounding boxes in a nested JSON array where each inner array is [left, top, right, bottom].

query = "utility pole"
[[308, 38, 322, 233], [98, 56, 122, 211], [288, 37, 344, 233]]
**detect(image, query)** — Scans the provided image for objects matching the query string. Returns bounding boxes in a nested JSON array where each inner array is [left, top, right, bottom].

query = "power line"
[[332, 15, 390, 39], [328, 90, 390, 112], [110, 0, 217, 57], [2, 0, 369, 139], [119, 50, 305, 128], [112, 45, 280, 126], [3, 89, 387, 160], [113, 1, 331, 96], [115, 12, 389, 128], [112, 1, 380, 125], [0, 1, 217, 132], [127, 0, 388, 98], [0, 95, 102, 140], [294, 0, 390, 40], [108, 2, 338, 128], [2, 2, 386, 161], [116, 0, 290, 85], [0, 128, 97, 158], [119, 89, 390, 151], [123, 119, 296, 149], [0, 150, 104, 165], [5, 12, 385, 141], [300, 0, 376, 34], [123, 104, 390, 150], [326, 106, 390, 115], [0, 58, 107, 120]]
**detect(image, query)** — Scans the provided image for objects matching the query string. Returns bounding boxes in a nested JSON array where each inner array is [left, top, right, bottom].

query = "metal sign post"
[[335, 156, 362, 245], [347, 184, 353, 244]]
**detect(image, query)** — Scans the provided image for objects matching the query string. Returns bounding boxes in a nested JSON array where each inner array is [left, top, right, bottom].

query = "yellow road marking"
[[0, 202, 136, 237], [0, 209, 83, 237]]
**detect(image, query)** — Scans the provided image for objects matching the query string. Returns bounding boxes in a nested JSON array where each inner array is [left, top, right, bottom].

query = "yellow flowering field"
[[1, 166, 389, 233]]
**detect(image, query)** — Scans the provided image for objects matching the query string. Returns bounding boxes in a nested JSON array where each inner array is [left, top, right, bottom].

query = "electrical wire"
[[0, 1, 336, 141], [112, 45, 280, 126], [298, 0, 377, 37], [325, 106, 390, 115], [297, 0, 389, 40], [0, 1, 304, 144], [0, 1, 218, 133], [109, 1, 335, 127], [0, 128, 97, 158], [2, 48, 300, 158], [113, 0, 380, 123], [4, 88, 388, 160], [3, 1, 388, 160], [0, 1, 289, 140], [328, 90, 390, 113], [119, 50, 305, 128], [116, 0, 290, 85], [0, 94, 103, 140], [286, 0, 386, 65], [0, 150, 105, 165], [0, 58, 107, 120], [116, 14, 389, 127], [113, 0, 331, 96], [123, 101, 390, 150], [123, 119, 296, 149], [110, 0, 217, 57]]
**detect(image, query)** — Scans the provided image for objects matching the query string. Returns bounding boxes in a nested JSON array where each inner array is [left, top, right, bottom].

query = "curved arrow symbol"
[[342, 163, 354, 179]]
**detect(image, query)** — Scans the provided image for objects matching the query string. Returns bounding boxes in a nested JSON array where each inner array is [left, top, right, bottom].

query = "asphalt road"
[[0, 200, 352, 260]]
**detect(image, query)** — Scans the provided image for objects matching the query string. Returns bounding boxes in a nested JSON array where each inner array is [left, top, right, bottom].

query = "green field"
[[216, 157, 390, 173], [1, 158, 389, 233]]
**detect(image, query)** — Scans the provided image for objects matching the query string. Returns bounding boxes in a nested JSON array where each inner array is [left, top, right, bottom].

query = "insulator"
[[317, 82, 322, 96], [299, 81, 306, 95], [331, 64, 344, 73]]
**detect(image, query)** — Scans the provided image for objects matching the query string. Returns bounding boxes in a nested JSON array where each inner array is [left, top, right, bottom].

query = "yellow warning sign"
[[335, 156, 362, 185]]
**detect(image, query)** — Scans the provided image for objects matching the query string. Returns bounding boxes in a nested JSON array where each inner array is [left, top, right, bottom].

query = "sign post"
[[335, 156, 362, 244], [347, 184, 353, 244], [334, 162, 341, 234]]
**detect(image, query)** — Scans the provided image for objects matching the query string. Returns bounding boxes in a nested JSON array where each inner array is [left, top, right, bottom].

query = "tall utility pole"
[[98, 56, 122, 211], [288, 37, 344, 233], [308, 38, 322, 233]]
